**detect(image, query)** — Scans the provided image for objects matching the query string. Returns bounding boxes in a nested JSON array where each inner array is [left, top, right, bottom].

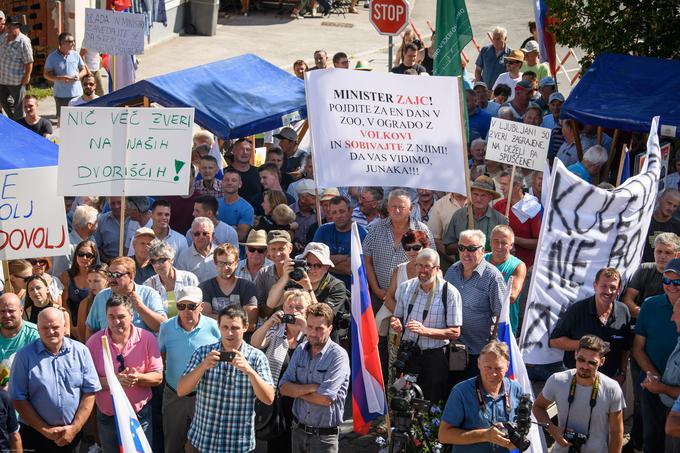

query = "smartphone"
[[219, 351, 236, 362], [281, 314, 296, 324]]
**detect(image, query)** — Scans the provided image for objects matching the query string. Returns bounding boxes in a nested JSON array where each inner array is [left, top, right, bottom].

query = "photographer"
[[533, 335, 625, 453], [439, 340, 525, 452], [265, 243, 349, 338], [390, 248, 462, 405]]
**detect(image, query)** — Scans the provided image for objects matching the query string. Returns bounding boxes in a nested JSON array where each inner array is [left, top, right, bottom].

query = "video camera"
[[387, 375, 431, 453]]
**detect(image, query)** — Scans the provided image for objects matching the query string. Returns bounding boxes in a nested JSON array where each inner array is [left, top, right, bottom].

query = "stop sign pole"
[[369, 0, 411, 71]]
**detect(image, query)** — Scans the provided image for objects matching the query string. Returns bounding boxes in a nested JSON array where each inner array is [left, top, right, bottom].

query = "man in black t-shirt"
[[643, 189, 680, 262], [17, 95, 52, 137], [390, 43, 427, 75], [227, 139, 262, 205]]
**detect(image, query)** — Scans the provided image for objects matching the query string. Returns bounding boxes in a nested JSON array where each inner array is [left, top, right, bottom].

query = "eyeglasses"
[[663, 277, 680, 287], [116, 354, 125, 373], [308, 263, 326, 270], [192, 231, 211, 237], [177, 303, 199, 311], [415, 263, 436, 271], [215, 260, 236, 268], [507, 60, 521, 65], [247, 247, 267, 254], [458, 244, 483, 253], [149, 258, 169, 266], [107, 271, 130, 280], [77, 252, 95, 259], [28, 259, 48, 267], [404, 244, 423, 252]]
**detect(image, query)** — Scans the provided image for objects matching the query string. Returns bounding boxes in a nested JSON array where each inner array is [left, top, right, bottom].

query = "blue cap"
[[539, 76, 556, 88], [664, 258, 680, 274], [549, 92, 565, 103]]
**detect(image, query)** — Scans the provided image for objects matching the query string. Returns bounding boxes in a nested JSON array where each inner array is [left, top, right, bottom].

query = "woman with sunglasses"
[[7, 259, 33, 300], [77, 264, 110, 342], [24, 275, 71, 336], [59, 240, 98, 340], [27, 256, 64, 305], [251, 289, 311, 453], [143, 240, 199, 318]]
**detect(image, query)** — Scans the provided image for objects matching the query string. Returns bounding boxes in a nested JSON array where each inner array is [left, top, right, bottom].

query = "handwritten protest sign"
[[83, 9, 145, 55], [0, 167, 69, 260], [486, 118, 550, 171], [58, 107, 194, 196], [305, 70, 467, 194], [519, 117, 662, 365]]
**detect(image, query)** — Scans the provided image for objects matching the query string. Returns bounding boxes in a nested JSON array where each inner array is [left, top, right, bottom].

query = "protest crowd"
[[0, 3, 679, 453]]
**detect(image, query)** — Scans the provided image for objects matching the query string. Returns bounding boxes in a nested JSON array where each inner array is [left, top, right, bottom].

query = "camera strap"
[[564, 371, 599, 439], [474, 376, 510, 425], [400, 279, 439, 347]]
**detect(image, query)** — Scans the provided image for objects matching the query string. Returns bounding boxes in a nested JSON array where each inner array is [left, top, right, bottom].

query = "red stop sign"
[[369, 0, 411, 36]]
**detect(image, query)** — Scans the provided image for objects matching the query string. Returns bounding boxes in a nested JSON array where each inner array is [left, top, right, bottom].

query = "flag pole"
[[505, 165, 516, 218], [457, 77, 474, 229], [616, 145, 629, 186]]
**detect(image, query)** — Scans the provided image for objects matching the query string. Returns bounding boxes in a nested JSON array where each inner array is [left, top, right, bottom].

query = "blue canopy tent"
[[86, 53, 307, 139], [561, 53, 680, 137], [0, 114, 58, 169]]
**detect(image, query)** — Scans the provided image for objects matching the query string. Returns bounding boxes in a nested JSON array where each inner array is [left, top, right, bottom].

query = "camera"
[[563, 429, 588, 453], [281, 314, 296, 324], [219, 351, 236, 362], [387, 375, 431, 453], [393, 340, 421, 374], [289, 259, 309, 281], [501, 394, 533, 452]]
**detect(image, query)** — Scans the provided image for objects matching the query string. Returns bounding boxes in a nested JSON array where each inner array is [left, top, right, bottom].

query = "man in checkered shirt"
[[0, 16, 33, 121], [178, 305, 274, 452]]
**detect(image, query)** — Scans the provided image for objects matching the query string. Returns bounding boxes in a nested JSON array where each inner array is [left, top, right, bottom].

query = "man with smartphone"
[[178, 306, 274, 452]]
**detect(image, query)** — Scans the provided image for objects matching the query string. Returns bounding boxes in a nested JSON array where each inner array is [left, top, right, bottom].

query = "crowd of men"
[[1, 11, 680, 453]]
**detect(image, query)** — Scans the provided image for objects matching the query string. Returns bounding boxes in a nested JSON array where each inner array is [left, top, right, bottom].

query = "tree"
[[546, 0, 680, 68]]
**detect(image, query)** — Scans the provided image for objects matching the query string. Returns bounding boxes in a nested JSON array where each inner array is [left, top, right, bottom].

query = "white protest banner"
[[0, 167, 69, 260], [519, 117, 662, 365], [486, 117, 550, 171], [305, 69, 467, 195], [83, 9, 145, 55], [58, 107, 194, 196]]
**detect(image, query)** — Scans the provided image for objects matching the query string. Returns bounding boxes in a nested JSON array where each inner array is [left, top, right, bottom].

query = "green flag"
[[433, 0, 473, 77]]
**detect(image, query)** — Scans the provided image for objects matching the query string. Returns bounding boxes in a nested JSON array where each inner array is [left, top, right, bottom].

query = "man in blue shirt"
[[10, 307, 101, 452], [439, 340, 524, 452], [86, 256, 167, 337], [280, 303, 350, 453], [217, 168, 254, 243], [158, 286, 220, 453], [466, 89, 492, 141], [567, 145, 608, 184], [43, 32, 86, 120], [474, 26, 512, 88], [313, 196, 366, 288]]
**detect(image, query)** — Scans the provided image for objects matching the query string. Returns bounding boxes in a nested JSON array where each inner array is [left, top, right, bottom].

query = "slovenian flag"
[[350, 223, 386, 434], [497, 278, 546, 452], [101, 336, 153, 453], [532, 0, 558, 76]]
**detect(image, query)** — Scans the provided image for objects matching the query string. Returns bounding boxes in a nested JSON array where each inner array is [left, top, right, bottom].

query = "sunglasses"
[[28, 259, 48, 266], [308, 263, 326, 270], [149, 258, 169, 266], [193, 231, 211, 237], [116, 354, 125, 373], [177, 303, 199, 311], [663, 277, 680, 287], [13, 274, 33, 282], [247, 247, 267, 254], [507, 60, 521, 65], [458, 244, 483, 253], [107, 271, 130, 280], [404, 244, 423, 252], [77, 252, 95, 259]]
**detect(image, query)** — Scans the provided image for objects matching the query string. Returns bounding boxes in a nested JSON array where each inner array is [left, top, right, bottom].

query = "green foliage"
[[26, 86, 53, 100], [546, 0, 680, 69]]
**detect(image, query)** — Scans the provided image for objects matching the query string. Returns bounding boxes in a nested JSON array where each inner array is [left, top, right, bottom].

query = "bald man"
[[0, 293, 38, 387], [10, 307, 100, 452]]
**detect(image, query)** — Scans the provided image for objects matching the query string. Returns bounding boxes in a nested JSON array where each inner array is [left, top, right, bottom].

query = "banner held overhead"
[[83, 9, 145, 55]]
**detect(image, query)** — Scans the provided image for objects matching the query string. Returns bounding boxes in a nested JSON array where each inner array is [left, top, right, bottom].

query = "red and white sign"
[[369, 0, 410, 36]]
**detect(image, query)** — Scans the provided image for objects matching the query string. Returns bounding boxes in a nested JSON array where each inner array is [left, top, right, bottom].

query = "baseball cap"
[[295, 179, 316, 196], [134, 227, 156, 239], [320, 188, 340, 201], [539, 76, 556, 88], [0, 11, 5, 20], [176, 286, 203, 303], [549, 92, 565, 103], [267, 230, 291, 245], [515, 80, 534, 91], [521, 40, 539, 53], [473, 81, 488, 90], [273, 127, 297, 142], [297, 242, 334, 267], [664, 258, 680, 275]]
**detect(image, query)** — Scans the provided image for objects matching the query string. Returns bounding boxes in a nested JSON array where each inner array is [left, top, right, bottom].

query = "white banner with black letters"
[[519, 117, 662, 365]]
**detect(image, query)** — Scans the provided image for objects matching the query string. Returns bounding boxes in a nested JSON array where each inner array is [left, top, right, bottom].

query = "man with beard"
[[391, 248, 462, 404], [0, 293, 39, 387], [533, 335, 625, 453], [68, 74, 98, 106], [642, 189, 680, 262]]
